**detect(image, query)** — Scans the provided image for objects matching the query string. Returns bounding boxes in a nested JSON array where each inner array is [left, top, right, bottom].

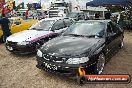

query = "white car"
[[6, 17, 74, 54]]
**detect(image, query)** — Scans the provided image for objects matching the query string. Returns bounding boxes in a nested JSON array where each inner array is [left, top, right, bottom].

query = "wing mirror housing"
[[106, 33, 116, 39], [108, 33, 116, 37]]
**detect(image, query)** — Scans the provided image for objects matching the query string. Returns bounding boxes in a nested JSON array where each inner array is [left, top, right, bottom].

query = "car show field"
[[0, 31, 132, 88]]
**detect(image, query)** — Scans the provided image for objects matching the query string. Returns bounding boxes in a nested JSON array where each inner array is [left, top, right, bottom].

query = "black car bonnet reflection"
[[41, 36, 105, 57]]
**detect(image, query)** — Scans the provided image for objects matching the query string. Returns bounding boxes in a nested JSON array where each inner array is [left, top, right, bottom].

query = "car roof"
[[40, 17, 67, 21]]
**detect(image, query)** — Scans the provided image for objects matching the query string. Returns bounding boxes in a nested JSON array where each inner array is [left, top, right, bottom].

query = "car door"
[[51, 19, 66, 34], [104, 22, 116, 59], [63, 19, 74, 28], [111, 22, 123, 49]]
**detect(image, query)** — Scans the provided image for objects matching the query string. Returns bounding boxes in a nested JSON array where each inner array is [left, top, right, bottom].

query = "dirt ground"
[[0, 31, 132, 88]]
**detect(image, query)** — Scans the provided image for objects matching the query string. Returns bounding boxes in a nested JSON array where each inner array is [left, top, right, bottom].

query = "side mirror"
[[106, 33, 116, 37]]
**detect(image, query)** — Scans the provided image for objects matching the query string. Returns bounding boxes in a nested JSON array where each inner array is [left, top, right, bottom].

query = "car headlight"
[[17, 41, 30, 45], [37, 50, 43, 57], [66, 57, 89, 64]]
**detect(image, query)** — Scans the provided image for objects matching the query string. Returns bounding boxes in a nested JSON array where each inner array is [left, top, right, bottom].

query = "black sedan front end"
[[36, 53, 78, 77], [36, 49, 97, 78]]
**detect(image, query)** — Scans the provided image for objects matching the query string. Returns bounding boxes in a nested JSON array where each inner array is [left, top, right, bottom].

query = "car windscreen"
[[66, 13, 78, 18], [29, 20, 55, 31], [63, 22, 106, 38]]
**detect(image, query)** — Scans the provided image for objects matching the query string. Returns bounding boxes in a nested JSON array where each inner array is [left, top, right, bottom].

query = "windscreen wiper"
[[68, 34, 85, 37], [86, 35, 103, 38]]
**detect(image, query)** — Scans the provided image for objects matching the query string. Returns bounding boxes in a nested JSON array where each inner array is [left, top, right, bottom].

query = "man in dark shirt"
[[0, 14, 11, 42]]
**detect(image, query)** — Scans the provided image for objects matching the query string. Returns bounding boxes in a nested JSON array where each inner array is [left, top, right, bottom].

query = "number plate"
[[7, 46, 13, 51], [43, 62, 58, 71]]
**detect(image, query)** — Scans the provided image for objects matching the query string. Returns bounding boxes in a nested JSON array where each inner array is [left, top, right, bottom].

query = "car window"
[[14, 19, 21, 25], [66, 13, 78, 18], [52, 20, 65, 30], [116, 24, 124, 33], [29, 20, 55, 31], [64, 19, 73, 27], [107, 23, 113, 34], [78, 13, 85, 20], [84, 13, 89, 20], [111, 22, 123, 34]]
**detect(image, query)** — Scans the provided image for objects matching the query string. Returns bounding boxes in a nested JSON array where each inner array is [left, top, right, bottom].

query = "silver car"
[[6, 17, 74, 54]]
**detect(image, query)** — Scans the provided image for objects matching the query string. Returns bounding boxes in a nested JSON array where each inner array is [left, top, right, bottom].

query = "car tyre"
[[94, 53, 106, 74], [77, 76, 86, 85]]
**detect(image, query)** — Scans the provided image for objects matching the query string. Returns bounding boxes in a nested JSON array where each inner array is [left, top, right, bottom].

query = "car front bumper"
[[5, 43, 36, 54], [36, 56, 80, 77], [36, 56, 94, 78]]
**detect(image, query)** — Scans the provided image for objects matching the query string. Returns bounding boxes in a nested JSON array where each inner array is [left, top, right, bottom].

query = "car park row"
[[1, 15, 124, 78]]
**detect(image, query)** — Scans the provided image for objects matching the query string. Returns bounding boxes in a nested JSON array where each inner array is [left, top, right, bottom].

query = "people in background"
[[112, 15, 118, 23], [95, 12, 100, 19], [105, 12, 111, 19], [42, 11, 47, 19], [25, 9, 28, 20], [0, 14, 11, 42], [23, 12, 25, 17]]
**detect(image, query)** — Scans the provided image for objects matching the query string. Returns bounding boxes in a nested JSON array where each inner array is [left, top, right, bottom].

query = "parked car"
[[36, 20, 124, 77], [66, 11, 89, 21], [0, 17, 37, 42], [5, 18, 74, 54]]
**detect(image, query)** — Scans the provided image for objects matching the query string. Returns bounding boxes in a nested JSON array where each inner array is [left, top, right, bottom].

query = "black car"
[[36, 20, 124, 77]]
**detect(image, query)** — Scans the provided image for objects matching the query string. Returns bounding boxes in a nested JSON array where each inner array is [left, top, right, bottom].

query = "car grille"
[[43, 54, 66, 63]]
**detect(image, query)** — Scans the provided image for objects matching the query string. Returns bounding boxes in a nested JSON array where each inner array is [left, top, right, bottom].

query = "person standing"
[[25, 9, 28, 20], [95, 12, 100, 19], [105, 12, 111, 19], [0, 14, 11, 42]]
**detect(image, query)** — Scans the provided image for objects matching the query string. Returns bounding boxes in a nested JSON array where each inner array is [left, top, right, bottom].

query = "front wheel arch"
[[94, 53, 106, 74]]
